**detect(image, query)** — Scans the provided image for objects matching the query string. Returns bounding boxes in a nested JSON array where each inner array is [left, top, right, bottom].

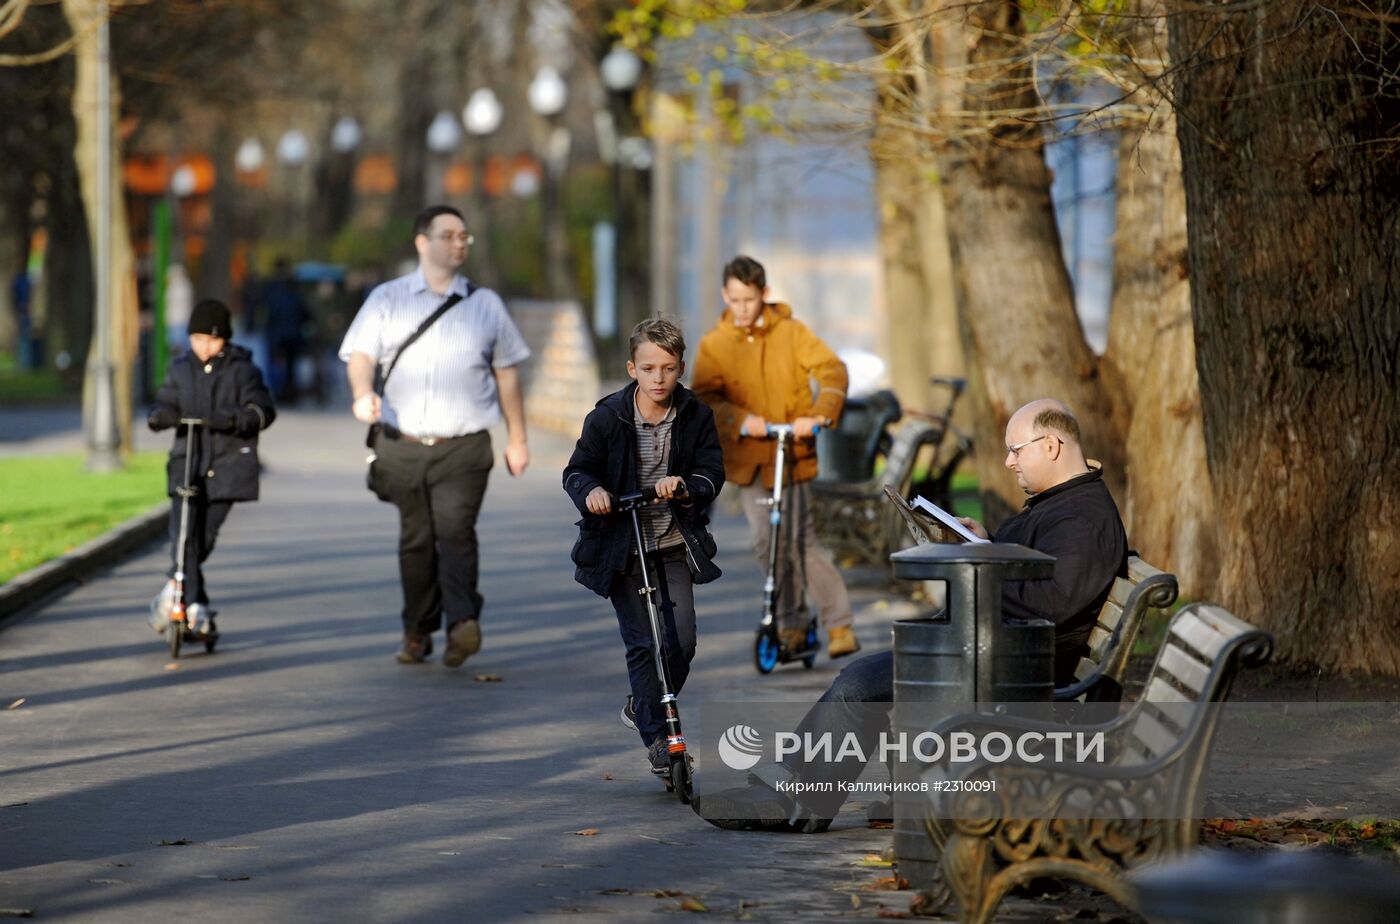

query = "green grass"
[[0, 453, 167, 584], [0, 361, 67, 402]]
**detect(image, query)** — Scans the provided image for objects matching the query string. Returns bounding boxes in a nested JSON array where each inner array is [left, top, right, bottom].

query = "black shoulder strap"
[[378, 283, 478, 393]]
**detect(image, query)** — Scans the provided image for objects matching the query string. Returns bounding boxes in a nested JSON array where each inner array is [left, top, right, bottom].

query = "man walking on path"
[[340, 205, 531, 667]]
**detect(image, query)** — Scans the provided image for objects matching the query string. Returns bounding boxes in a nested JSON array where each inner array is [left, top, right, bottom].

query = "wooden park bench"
[[883, 486, 1179, 703], [920, 602, 1274, 923]]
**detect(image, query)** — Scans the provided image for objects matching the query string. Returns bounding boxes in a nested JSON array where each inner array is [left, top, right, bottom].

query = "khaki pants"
[[738, 480, 853, 634]]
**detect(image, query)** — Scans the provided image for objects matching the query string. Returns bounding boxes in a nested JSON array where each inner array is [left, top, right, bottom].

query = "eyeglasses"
[[1005, 434, 1052, 458], [433, 232, 475, 245]]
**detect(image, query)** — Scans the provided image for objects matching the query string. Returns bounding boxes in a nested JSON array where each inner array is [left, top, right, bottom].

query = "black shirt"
[[992, 467, 1128, 683]]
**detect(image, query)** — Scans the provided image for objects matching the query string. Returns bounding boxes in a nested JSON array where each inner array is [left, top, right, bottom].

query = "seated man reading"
[[697, 398, 1128, 832]]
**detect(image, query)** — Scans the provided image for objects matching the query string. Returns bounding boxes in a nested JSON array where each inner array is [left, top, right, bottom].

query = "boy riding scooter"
[[147, 298, 276, 647], [563, 319, 725, 787]]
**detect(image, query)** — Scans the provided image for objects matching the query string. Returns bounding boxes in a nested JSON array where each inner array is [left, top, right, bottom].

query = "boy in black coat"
[[563, 319, 725, 782], [147, 299, 276, 636]]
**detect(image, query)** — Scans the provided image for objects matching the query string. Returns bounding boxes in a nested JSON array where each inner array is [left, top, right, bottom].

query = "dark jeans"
[[375, 430, 493, 636], [779, 650, 893, 816], [608, 545, 697, 747], [167, 496, 234, 606]]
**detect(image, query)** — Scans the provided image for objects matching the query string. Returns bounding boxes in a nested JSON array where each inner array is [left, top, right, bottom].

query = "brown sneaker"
[[827, 626, 861, 659], [443, 619, 482, 668], [395, 633, 433, 664]]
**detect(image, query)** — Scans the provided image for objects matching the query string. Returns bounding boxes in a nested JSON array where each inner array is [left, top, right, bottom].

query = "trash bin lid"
[[890, 542, 1055, 581]]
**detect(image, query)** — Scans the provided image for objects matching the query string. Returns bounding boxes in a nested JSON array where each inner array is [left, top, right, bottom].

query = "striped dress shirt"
[[338, 269, 531, 438], [633, 393, 684, 553]]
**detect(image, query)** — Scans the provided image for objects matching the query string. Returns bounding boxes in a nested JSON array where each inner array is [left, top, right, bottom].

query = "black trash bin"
[[887, 542, 1057, 894], [815, 389, 901, 483]]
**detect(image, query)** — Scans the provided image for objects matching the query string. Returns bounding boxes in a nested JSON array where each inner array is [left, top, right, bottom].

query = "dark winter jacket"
[[992, 467, 1128, 685], [563, 382, 725, 598], [149, 343, 276, 501]]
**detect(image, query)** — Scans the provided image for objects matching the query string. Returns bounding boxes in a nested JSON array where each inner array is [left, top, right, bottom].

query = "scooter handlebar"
[[743, 423, 823, 439], [614, 481, 688, 511]]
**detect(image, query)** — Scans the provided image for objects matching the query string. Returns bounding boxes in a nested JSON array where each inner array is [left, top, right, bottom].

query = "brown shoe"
[[443, 619, 482, 668], [827, 626, 861, 659], [396, 633, 433, 664]]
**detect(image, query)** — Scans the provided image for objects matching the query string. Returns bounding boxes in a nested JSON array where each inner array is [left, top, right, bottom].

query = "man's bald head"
[[1004, 399, 1090, 495]]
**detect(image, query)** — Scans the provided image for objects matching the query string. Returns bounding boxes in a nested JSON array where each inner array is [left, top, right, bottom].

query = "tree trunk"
[[66, 0, 138, 452], [871, 68, 965, 417], [926, 1, 1121, 524], [1169, 1, 1400, 673], [1101, 7, 1219, 596], [872, 77, 938, 411]]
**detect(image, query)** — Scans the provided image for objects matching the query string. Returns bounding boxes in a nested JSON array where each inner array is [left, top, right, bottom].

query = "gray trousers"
[[738, 480, 853, 633]]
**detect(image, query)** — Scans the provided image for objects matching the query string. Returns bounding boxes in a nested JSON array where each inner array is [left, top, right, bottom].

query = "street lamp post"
[[327, 115, 362, 235], [528, 65, 571, 299], [462, 88, 502, 288], [599, 45, 644, 363], [276, 128, 309, 253], [425, 110, 461, 203]]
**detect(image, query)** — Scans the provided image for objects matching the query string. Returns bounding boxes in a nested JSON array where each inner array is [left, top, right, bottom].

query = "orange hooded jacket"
[[691, 301, 847, 488]]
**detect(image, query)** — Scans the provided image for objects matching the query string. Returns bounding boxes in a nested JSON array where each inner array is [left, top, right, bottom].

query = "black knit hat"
[[188, 299, 232, 338]]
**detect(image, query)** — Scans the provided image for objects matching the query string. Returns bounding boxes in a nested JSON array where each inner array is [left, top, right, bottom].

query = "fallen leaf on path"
[[602, 772, 613, 780], [652, 889, 683, 898], [678, 896, 709, 912], [157, 838, 192, 846], [877, 910, 911, 919], [6, 699, 24, 710], [573, 828, 599, 836], [164, 663, 180, 671], [862, 877, 905, 892], [850, 893, 862, 909], [857, 853, 894, 868], [868, 818, 893, 829], [220, 876, 251, 882], [0, 910, 35, 918], [473, 674, 503, 682]]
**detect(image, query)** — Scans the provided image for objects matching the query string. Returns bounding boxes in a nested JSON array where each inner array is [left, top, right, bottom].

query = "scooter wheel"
[[204, 633, 219, 654], [754, 631, 779, 674], [168, 622, 183, 659], [670, 753, 693, 805]]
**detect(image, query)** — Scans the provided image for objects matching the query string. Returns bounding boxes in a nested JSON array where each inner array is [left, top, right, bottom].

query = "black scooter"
[[614, 484, 694, 804], [165, 418, 218, 658], [751, 423, 822, 674]]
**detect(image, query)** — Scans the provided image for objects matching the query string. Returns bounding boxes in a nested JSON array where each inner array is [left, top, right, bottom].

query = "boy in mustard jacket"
[[691, 255, 859, 659]]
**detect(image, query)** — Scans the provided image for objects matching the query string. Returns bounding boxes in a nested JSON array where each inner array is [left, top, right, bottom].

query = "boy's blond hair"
[[629, 317, 686, 360]]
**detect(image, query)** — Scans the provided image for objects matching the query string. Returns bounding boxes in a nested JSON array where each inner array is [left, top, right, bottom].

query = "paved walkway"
[[1, 408, 964, 922]]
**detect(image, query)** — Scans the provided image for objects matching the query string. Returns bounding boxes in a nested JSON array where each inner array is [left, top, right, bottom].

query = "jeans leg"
[[610, 559, 664, 745], [791, 482, 853, 632], [427, 433, 493, 625], [378, 437, 440, 636], [740, 481, 802, 632], [781, 650, 894, 816], [653, 548, 697, 697], [189, 501, 234, 605]]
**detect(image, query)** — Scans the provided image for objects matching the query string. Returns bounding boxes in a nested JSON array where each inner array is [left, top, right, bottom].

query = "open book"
[[910, 495, 989, 544]]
